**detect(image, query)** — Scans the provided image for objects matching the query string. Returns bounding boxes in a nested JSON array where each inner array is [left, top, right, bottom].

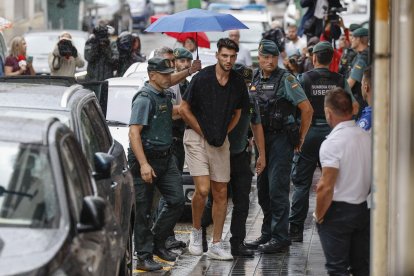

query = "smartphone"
[[27, 56, 33, 63]]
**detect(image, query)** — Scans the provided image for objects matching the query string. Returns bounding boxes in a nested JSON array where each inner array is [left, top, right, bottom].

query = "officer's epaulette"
[[286, 75, 295, 82], [139, 91, 149, 97]]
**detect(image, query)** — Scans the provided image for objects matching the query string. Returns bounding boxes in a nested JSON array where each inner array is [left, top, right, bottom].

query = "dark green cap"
[[233, 63, 253, 83], [258, 39, 279, 56], [173, 47, 193, 60], [147, 57, 175, 74], [349, 23, 361, 32], [352, 27, 369, 37], [312, 41, 333, 53]]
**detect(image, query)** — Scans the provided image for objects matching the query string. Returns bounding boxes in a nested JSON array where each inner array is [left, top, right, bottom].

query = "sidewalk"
[[135, 170, 327, 275]]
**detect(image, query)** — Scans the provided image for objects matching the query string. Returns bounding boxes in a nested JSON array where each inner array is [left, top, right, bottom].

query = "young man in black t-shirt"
[[180, 38, 249, 260]]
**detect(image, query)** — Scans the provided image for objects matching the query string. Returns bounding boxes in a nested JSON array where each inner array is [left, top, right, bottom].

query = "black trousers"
[[317, 201, 370, 276], [201, 150, 253, 247]]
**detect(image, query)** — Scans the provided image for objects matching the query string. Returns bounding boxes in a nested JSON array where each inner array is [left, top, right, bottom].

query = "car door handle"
[[111, 182, 118, 189], [122, 167, 129, 175]]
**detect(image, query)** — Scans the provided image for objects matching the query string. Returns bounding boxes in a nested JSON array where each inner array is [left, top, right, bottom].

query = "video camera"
[[324, 6, 347, 24], [58, 39, 77, 58], [93, 25, 110, 45]]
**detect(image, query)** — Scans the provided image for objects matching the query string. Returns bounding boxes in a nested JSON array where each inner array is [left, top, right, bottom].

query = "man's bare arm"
[[315, 167, 339, 221], [170, 60, 202, 86], [347, 77, 356, 89], [179, 100, 203, 137], [227, 109, 241, 133], [297, 100, 314, 152], [251, 123, 266, 174], [129, 124, 156, 183]]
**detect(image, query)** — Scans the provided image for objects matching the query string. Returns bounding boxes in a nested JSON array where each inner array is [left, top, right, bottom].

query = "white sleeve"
[[319, 140, 341, 169]]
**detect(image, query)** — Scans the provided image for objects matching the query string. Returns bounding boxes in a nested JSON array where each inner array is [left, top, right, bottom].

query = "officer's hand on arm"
[[129, 124, 157, 184], [190, 59, 202, 73], [296, 100, 314, 153]]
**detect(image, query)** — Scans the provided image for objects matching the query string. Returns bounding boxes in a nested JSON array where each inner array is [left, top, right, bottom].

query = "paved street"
[[134, 170, 328, 276]]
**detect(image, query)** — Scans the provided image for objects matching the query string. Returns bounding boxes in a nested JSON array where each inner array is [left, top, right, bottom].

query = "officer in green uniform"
[[289, 42, 358, 242], [128, 57, 185, 271], [348, 27, 370, 117], [338, 23, 360, 78], [244, 39, 313, 253]]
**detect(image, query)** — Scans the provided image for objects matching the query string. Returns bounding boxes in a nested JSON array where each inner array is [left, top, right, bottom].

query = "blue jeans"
[[290, 124, 331, 230], [257, 132, 293, 243], [317, 201, 370, 276]]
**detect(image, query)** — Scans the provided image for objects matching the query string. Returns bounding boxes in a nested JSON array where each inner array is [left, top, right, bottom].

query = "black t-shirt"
[[183, 65, 249, 147]]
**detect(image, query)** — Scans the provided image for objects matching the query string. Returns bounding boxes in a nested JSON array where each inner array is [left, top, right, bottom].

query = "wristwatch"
[[313, 212, 324, 224]]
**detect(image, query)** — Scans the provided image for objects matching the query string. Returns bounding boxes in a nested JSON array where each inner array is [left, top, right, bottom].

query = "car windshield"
[[94, 0, 118, 5], [107, 86, 139, 124], [0, 142, 60, 228], [26, 34, 86, 56]]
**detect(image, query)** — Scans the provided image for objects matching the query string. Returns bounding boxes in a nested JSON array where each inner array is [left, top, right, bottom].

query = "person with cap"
[[289, 41, 359, 243], [128, 57, 186, 271], [314, 87, 371, 275], [180, 38, 249, 260], [302, 36, 320, 72], [48, 32, 85, 77], [338, 23, 360, 78], [84, 23, 119, 81], [155, 47, 194, 251], [348, 27, 370, 117], [199, 63, 266, 257], [244, 39, 313, 253]]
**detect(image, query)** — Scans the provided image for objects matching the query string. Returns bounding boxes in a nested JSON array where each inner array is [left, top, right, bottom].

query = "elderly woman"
[[4, 36, 35, 76]]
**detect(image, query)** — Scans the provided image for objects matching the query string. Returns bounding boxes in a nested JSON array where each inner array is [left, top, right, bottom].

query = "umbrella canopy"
[[150, 14, 210, 48], [145, 8, 248, 33]]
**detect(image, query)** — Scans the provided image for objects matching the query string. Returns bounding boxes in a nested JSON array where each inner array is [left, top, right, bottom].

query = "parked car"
[[24, 30, 89, 75], [82, 0, 133, 35], [0, 77, 135, 275], [0, 115, 124, 275], [129, 0, 154, 31], [106, 76, 195, 210]]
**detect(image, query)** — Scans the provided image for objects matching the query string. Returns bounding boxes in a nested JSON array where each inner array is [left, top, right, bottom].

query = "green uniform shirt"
[[228, 94, 261, 154], [129, 81, 173, 150], [350, 48, 369, 82]]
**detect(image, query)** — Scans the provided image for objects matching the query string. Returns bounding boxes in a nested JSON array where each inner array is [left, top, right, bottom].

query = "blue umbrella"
[[145, 8, 249, 58]]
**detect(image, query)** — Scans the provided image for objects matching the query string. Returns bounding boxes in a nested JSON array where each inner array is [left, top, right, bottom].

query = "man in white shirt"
[[228, 30, 252, 67], [314, 87, 371, 275], [285, 24, 307, 58]]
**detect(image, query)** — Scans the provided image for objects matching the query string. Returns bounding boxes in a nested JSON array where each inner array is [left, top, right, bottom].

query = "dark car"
[[129, 0, 154, 31], [0, 77, 135, 275], [82, 0, 133, 35], [0, 115, 124, 275]]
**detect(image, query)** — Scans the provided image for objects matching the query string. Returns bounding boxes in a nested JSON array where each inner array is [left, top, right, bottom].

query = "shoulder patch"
[[287, 75, 295, 82], [250, 85, 257, 91], [139, 91, 149, 97]]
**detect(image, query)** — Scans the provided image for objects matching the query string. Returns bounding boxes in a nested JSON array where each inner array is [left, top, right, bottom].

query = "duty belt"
[[145, 147, 172, 159]]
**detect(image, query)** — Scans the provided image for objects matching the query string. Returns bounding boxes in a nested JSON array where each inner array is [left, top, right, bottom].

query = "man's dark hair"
[[315, 49, 334, 65], [217, 38, 239, 52], [363, 66, 371, 83], [325, 87, 353, 116]]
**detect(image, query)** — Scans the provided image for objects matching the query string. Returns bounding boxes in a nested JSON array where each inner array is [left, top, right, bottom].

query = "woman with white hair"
[[4, 36, 35, 76], [49, 32, 85, 77]]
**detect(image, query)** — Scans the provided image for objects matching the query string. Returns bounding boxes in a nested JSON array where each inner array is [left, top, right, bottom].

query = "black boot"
[[136, 255, 162, 271], [165, 235, 186, 250], [258, 239, 291, 254], [289, 224, 303, 242], [231, 243, 255, 257], [244, 235, 270, 249], [154, 247, 178, 262]]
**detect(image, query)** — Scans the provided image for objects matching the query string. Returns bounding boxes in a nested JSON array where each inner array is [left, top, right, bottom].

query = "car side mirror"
[[93, 152, 114, 180], [77, 196, 106, 233]]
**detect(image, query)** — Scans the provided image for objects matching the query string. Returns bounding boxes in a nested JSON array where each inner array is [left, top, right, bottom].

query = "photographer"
[[84, 23, 119, 81], [48, 32, 85, 77]]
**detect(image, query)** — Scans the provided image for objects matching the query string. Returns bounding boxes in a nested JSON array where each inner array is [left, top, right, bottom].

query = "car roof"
[[0, 115, 59, 145], [0, 82, 90, 111]]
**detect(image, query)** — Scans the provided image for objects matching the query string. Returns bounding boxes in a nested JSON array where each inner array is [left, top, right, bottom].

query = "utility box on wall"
[[47, 0, 81, 29]]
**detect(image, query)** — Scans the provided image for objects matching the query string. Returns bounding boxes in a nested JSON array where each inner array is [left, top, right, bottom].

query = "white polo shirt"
[[319, 120, 372, 204]]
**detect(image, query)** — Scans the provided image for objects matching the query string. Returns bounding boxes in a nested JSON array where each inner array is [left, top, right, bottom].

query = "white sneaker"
[[189, 228, 203, 256], [207, 241, 233, 260]]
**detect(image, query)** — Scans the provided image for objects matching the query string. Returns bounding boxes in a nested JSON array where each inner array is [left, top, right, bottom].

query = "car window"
[[85, 101, 112, 150], [0, 142, 59, 228], [60, 135, 93, 222]]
